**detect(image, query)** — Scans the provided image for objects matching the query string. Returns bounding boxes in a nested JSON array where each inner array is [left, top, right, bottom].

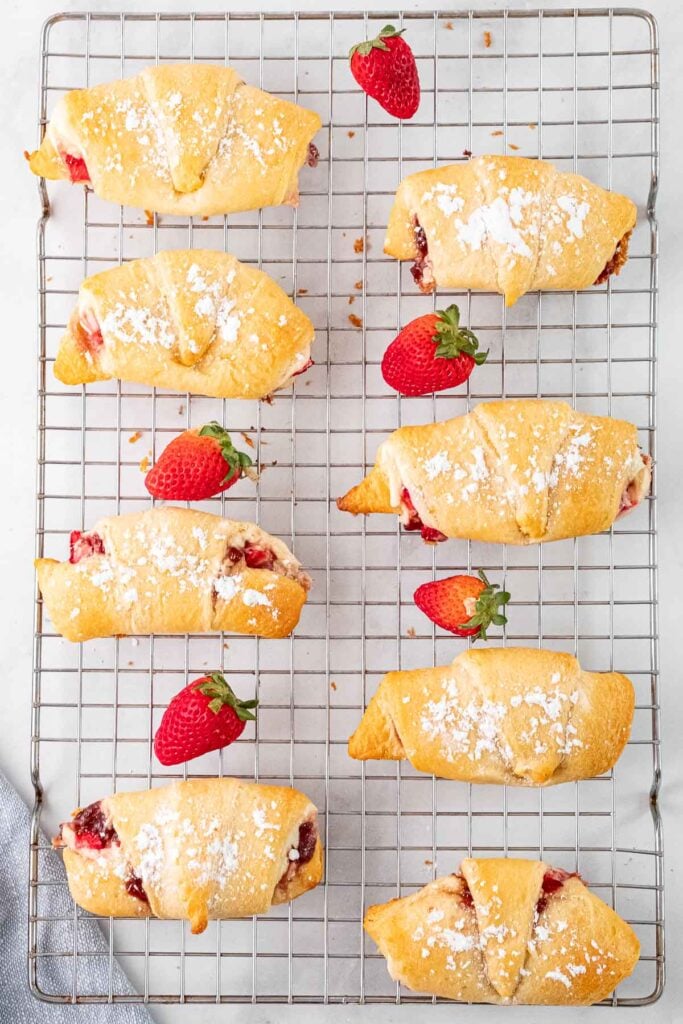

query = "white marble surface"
[[1, 0, 681, 1020]]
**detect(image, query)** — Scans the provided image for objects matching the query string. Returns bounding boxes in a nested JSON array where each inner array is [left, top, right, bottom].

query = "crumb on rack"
[[331, 681, 337, 691], [424, 858, 433, 866], [483, 30, 492, 47], [463, 149, 473, 158], [508, 142, 520, 150], [407, 626, 417, 638], [263, 393, 274, 406], [348, 295, 355, 305], [240, 431, 255, 450], [353, 237, 365, 253], [128, 431, 142, 444], [297, 287, 309, 295], [178, 403, 185, 416], [490, 130, 503, 137], [139, 455, 150, 473], [528, 123, 537, 130], [223, 642, 230, 650], [444, 20, 453, 30], [354, 280, 363, 290], [347, 130, 356, 138], [144, 209, 154, 226], [201, 215, 209, 222], [348, 313, 363, 329]]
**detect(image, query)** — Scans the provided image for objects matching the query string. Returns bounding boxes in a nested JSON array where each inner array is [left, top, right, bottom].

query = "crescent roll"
[[53, 249, 315, 398], [338, 399, 651, 544], [28, 63, 321, 216], [365, 857, 640, 1005], [35, 506, 310, 642], [54, 778, 323, 934], [349, 648, 634, 785], [385, 155, 636, 305]]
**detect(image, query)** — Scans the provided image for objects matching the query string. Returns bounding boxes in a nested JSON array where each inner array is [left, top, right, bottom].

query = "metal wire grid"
[[29, 7, 662, 1007]]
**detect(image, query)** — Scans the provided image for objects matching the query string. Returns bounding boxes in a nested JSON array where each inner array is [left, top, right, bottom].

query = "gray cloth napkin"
[[0, 769, 154, 1022]]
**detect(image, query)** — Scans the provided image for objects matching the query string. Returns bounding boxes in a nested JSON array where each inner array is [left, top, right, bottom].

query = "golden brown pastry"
[[54, 778, 323, 933], [365, 857, 640, 1005], [35, 506, 310, 642], [28, 63, 321, 216], [349, 648, 634, 785], [338, 400, 651, 544], [53, 249, 314, 398], [385, 155, 636, 305]]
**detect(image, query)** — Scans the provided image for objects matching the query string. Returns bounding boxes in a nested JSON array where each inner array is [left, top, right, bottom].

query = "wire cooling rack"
[[29, 7, 662, 1007]]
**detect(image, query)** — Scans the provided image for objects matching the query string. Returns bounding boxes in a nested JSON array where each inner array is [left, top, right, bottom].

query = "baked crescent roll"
[[385, 155, 636, 305], [365, 857, 640, 1005], [349, 648, 634, 785], [337, 400, 651, 544], [53, 249, 315, 398], [35, 506, 310, 642], [28, 63, 321, 216], [54, 778, 323, 933]]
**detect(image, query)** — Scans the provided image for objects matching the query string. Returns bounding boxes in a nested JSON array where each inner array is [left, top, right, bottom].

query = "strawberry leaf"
[[457, 569, 511, 641], [432, 304, 488, 366], [197, 672, 258, 722], [198, 421, 253, 483], [349, 24, 405, 58]]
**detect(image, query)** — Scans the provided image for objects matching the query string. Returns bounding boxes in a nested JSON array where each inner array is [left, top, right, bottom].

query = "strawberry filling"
[[292, 358, 314, 378], [400, 488, 446, 544], [69, 530, 105, 564], [227, 542, 276, 571], [410, 219, 434, 293], [306, 143, 319, 168], [277, 819, 318, 890], [125, 873, 149, 904], [63, 153, 91, 183], [536, 868, 578, 915], [69, 800, 118, 851], [78, 308, 104, 353], [617, 454, 652, 518]]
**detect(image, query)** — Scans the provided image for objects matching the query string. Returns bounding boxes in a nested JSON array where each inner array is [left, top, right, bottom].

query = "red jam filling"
[[78, 309, 104, 353], [63, 153, 91, 183], [306, 143, 319, 168], [617, 454, 651, 518], [292, 358, 314, 379], [69, 530, 105, 564], [536, 868, 578, 915], [227, 542, 276, 571], [70, 800, 118, 851], [125, 872, 149, 904], [400, 488, 446, 544], [410, 219, 431, 289], [296, 820, 318, 865]]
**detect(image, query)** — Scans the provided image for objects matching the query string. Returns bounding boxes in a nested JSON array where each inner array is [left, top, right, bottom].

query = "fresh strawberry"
[[145, 422, 252, 501], [154, 672, 258, 766], [414, 569, 510, 640], [382, 304, 487, 396], [349, 25, 420, 119]]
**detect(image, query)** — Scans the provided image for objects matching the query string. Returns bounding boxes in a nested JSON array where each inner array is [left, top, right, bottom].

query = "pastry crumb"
[[508, 142, 520, 150], [424, 858, 433, 866], [128, 431, 142, 444], [348, 295, 355, 305], [297, 287, 309, 295], [528, 123, 537, 130], [483, 30, 492, 47], [444, 20, 453, 30], [201, 215, 209, 222], [330, 681, 337, 691], [353, 237, 365, 253], [177, 403, 185, 416], [263, 393, 274, 405], [240, 431, 255, 449], [407, 626, 417, 638], [139, 455, 150, 473], [144, 209, 154, 226], [354, 280, 363, 290], [463, 149, 473, 158], [223, 642, 230, 649], [490, 130, 503, 137], [348, 314, 363, 329], [347, 130, 355, 138]]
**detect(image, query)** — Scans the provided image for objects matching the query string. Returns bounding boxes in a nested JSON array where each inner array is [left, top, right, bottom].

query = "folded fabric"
[[0, 768, 153, 1021]]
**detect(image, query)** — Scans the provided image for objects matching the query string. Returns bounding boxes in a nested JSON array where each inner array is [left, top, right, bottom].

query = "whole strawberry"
[[414, 569, 510, 640], [349, 25, 420, 119], [145, 422, 252, 501], [382, 304, 487, 396], [154, 672, 258, 766]]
